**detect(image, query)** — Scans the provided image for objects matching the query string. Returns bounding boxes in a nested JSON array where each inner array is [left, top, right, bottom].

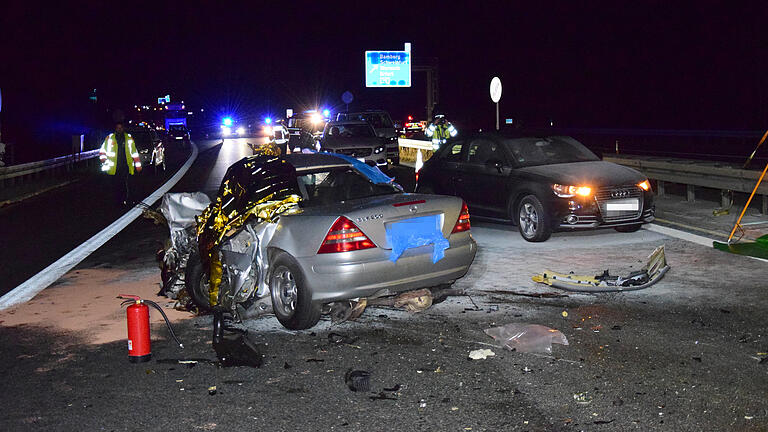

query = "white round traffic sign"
[[490, 77, 502, 103]]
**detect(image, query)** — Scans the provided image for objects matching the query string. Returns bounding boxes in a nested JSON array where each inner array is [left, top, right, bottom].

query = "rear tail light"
[[318, 217, 376, 254], [415, 171, 420, 184], [452, 201, 471, 233]]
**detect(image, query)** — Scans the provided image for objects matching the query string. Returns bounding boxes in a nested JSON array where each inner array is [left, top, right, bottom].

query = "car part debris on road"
[[485, 323, 569, 354], [468, 349, 496, 360], [344, 369, 371, 392], [212, 333, 265, 368], [532, 245, 670, 292]]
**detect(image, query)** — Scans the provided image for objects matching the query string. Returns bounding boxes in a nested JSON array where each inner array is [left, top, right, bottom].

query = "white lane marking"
[[0, 143, 200, 310], [643, 223, 715, 248]]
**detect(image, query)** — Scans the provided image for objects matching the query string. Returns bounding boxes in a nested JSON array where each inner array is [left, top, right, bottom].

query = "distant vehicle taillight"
[[452, 201, 471, 233], [318, 217, 376, 253]]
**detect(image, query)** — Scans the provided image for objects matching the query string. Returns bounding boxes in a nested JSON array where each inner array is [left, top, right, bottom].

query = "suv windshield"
[[325, 123, 374, 138], [297, 168, 400, 207], [504, 137, 599, 166], [342, 112, 393, 128]]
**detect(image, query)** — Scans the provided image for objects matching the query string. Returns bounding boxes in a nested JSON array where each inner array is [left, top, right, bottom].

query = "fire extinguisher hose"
[[121, 298, 184, 348]]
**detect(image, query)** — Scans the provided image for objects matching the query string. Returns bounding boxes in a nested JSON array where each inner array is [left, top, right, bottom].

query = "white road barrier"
[[0, 142, 200, 310]]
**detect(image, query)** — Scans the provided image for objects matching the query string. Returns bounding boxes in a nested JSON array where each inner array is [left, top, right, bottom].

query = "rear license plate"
[[606, 199, 639, 211]]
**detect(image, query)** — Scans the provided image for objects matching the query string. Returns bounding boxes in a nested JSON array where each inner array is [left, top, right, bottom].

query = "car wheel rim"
[[272, 267, 297, 317], [519, 203, 539, 237]]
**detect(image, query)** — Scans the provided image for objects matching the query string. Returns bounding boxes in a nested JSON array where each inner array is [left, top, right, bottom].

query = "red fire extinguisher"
[[119, 294, 183, 363]]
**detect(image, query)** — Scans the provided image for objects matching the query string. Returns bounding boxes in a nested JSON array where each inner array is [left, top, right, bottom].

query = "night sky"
[[1, 1, 767, 156]]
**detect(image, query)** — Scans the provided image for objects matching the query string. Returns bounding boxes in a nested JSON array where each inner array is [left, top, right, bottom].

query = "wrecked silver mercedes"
[[157, 152, 477, 331]]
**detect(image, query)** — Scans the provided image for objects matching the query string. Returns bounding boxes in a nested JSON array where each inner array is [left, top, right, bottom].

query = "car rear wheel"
[[185, 251, 212, 312], [517, 195, 552, 242], [269, 253, 321, 330], [615, 224, 642, 233]]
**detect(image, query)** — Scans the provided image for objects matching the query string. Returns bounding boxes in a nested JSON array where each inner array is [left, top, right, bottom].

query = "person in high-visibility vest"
[[424, 114, 457, 150], [99, 122, 142, 205]]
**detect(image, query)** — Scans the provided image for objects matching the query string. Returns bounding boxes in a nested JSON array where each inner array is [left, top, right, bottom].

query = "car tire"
[[269, 252, 321, 330], [185, 251, 212, 312], [517, 194, 552, 242], [615, 224, 642, 233]]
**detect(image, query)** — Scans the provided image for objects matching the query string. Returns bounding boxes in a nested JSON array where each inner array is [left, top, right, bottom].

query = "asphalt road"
[[0, 140, 766, 431]]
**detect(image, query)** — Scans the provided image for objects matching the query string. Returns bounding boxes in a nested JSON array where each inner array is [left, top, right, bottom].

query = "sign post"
[[341, 91, 354, 112], [490, 77, 502, 131]]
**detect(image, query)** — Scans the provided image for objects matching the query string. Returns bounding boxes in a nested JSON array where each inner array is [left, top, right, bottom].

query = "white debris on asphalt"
[[468, 348, 496, 360]]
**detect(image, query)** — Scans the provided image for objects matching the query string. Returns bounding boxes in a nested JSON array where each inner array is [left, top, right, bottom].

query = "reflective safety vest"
[[99, 133, 141, 175], [425, 122, 458, 150]]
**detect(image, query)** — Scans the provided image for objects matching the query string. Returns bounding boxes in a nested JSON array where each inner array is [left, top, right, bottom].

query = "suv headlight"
[[552, 184, 591, 198], [374, 146, 385, 154]]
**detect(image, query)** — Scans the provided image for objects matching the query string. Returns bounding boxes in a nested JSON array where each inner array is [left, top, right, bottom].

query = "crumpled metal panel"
[[160, 192, 211, 232], [196, 155, 304, 306]]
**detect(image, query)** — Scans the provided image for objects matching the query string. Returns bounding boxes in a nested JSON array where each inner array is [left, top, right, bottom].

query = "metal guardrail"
[[0, 150, 99, 182], [604, 155, 768, 214]]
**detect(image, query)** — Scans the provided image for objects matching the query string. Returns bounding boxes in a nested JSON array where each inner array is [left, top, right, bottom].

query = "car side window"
[[466, 139, 505, 165], [441, 140, 465, 162]]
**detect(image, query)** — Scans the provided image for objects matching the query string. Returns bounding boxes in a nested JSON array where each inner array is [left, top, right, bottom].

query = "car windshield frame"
[[296, 166, 401, 207], [503, 137, 599, 167]]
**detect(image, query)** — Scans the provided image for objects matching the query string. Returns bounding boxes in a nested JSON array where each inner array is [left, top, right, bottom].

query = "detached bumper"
[[296, 233, 477, 303]]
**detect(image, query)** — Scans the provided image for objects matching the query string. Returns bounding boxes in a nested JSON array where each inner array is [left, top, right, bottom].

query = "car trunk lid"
[[337, 193, 464, 249]]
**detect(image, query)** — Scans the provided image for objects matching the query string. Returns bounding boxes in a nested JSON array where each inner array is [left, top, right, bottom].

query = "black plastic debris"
[[328, 333, 360, 346], [383, 384, 401, 392], [345, 369, 371, 392], [369, 392, 397, 401], [213, 334, 265, 368]]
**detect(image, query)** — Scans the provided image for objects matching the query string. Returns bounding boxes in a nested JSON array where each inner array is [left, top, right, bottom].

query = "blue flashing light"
[[223, 117, 233, 126], [322, 109, 330, 118], [265, 117, 272, 124]]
